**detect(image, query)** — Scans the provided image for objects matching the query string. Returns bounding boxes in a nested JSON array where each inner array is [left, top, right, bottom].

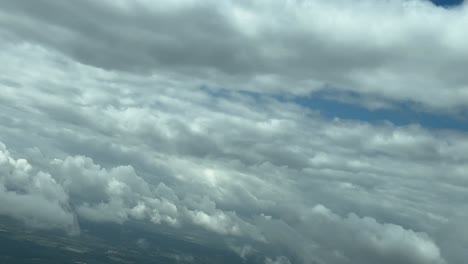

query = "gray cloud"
[[0, 2, 467, 263], [1, 0, 468, 111]]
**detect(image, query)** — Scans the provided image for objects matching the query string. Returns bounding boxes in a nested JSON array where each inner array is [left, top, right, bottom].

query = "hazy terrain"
[[0, 217, 262, 264]]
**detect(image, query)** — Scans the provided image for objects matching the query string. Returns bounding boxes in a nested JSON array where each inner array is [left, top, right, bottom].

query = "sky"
[[0, 1, 467, 264], [431, 0, 464, 7]]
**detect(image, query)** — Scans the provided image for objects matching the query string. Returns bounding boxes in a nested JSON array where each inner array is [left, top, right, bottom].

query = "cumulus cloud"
[[0, 1, 467, 263], [0, 142, 78, 233], [300, 205, 445, 264]]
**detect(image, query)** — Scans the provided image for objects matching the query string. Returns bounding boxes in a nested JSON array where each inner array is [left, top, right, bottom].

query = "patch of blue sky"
[[430, 0, 464, 7], [289, 94, 468, 132], [200, 86, 468, 132]]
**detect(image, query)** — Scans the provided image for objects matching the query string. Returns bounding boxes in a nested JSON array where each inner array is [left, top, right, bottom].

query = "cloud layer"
[[0, 1, 467, 264], [2, 0, 468, 111]]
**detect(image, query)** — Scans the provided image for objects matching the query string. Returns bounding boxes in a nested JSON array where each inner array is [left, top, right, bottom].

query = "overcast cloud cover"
[[0, 0, 467, 263]]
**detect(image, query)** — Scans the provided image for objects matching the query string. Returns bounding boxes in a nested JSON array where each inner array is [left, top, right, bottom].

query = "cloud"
[[0, 142, 78, 234], [300, 205, 445, 264], [1, 0, 468, 111], [265, 256, 292, 264], [0, 2, 467, 263]]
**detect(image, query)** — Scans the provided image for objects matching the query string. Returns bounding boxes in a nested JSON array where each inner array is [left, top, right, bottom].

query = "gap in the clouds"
[[430, 0, 464, 7], [199, 86, 468, 132], [288, 95, 468, 131]]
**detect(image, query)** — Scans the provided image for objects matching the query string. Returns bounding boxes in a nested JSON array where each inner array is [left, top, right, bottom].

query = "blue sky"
[[430, 0, 464, 6], [291, 94, 468, 131]]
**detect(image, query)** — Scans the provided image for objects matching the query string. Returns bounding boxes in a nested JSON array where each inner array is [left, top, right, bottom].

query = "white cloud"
[[0, 3, 467, 263], [0, 142, 78, 234]]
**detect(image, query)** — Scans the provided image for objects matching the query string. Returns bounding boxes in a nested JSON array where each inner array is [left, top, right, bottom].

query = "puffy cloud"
[[0, 3, 467, 263], [0, 142, 78, 234], [0, 140, 265, 239], [301, 205, 445, 264], [254, 204, 447, 264]]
